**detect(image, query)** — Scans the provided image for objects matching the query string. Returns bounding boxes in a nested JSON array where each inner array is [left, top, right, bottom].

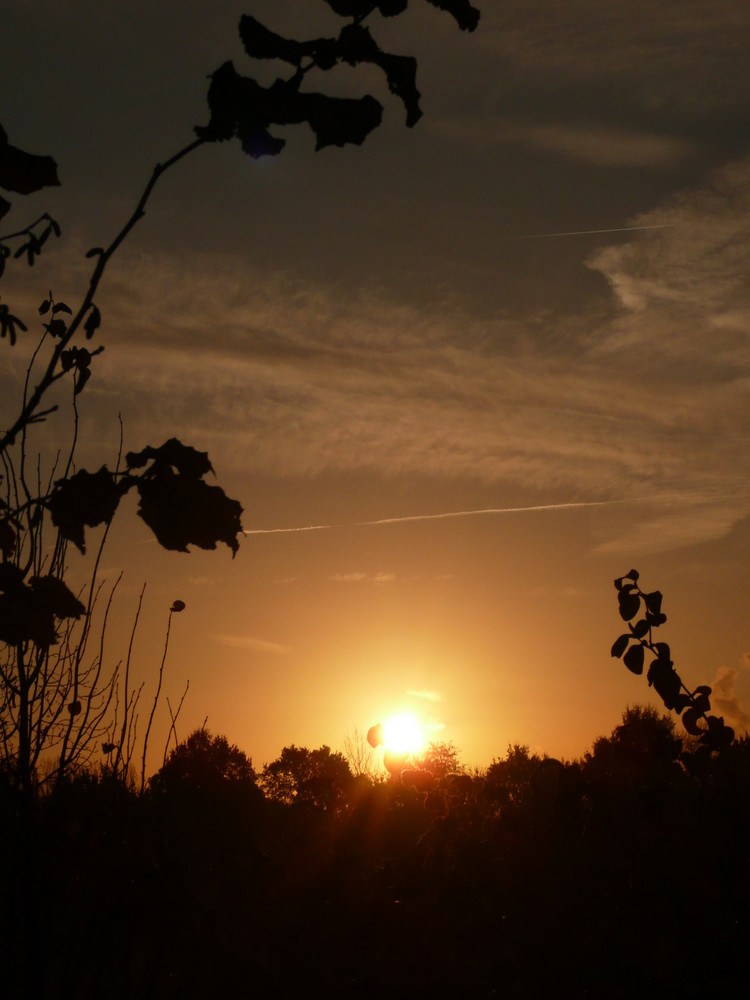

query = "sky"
[[2, 0, 750, 772]]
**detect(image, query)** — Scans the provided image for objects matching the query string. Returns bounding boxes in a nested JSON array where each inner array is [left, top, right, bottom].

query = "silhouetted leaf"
[[623, 644, 644, 675], [28, 575, 86, 620], [44, 318, 67, 338], [0, 123, 60, 195], [682, 707, 704, 737], [136, 474, 243, 556], [426, 0, 481, 31], [618, 587, 640, 621], [239, 14, 337, 68], [171, 600, 186, 613], [126, 438, 214, 478], [47, 466, 127, 554], [84, 304, 101, 339], [704, 715, 734, 750], [645, 610, 667, 627], [323, 0, 375, 16], [39, 296, 52, 315], [51, 302, 72, 316], [338, 24, 422, 125], [0, 302, 27, 345], [610, 633, 629, 658], [643, 590, 663, 615], [68, 700, 82, 716], [692, 686, 711, 715], [647, 657, 682, 709], [196, 62, 383, 157], [631, 618, 649, 639]]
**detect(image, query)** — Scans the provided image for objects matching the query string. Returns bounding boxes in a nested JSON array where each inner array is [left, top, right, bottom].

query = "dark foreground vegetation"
[[3, 707, 749, 999]]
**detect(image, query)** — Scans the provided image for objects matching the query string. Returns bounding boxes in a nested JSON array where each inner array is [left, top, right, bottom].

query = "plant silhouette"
[[611, 569, 734, 756]]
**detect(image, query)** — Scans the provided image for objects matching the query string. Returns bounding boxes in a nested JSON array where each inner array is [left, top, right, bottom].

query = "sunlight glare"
[[382, 713, 425, 755]]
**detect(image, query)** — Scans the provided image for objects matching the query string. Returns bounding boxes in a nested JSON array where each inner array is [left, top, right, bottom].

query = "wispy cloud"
[[57, 151, 750, 556], [329, 571, 396, 584], [213, 634, 293, 656], [433, 118, 692, 168], [407, 689, 443, 703]]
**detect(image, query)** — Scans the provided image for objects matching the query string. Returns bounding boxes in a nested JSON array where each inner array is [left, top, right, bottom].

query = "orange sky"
[[2, 1, 749, 773]]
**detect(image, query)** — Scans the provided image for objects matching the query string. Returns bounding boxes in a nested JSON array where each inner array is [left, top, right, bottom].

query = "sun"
[[382, 713, 426, 756]]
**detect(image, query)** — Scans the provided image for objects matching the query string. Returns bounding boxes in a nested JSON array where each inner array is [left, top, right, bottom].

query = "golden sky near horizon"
[[2, 0, 750, 772]]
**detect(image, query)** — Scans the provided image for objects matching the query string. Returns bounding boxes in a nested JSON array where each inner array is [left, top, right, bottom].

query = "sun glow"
[[382, 713, 426, 755]]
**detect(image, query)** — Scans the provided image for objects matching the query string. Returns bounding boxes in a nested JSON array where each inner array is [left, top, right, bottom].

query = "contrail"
[[243, 498, 635, 536], [508, 223, 672, 240]]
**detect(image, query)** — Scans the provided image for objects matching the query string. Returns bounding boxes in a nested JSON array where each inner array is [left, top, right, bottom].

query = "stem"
[[0, 137, 205, 454]]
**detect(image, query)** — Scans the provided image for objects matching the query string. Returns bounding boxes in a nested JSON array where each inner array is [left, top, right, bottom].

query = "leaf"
[[44, 318, 67, 338], [338, 24, 422, 126], [0, 123, 60, 195], [618, 588, 640, 621], [704, 716, 734, 750], [28, 575, 86, 620], [195, 62, 383, 157], [51, 302, 72, 316], [323, 0, 375, 16], [47, 466, 127, 554], [136, 474, 243, 556], [239, 15, 336, 68], [84, 304, 101, 339], [630, 618, 649, 639], [126, 438, 213, 479], [682, 707, 704, 737], [171, 600, 186, 613], [426, 0, 481, 31], [643, 590, 663, 615], [68, 700, 82, 716], [623, 644, 644, 675], [39, 297, 52, 315], [647, 657, 682, 710], [610, 634, 629, 658]]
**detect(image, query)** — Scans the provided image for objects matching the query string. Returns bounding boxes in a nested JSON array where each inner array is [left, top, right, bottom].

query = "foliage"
[[260, 743, 354, 810], [611, 569, 734, 755], [415, 738, 464, 776], [150, 727, 257, 794], [584, 704, 683, 785], [485, 743, 545, 807]]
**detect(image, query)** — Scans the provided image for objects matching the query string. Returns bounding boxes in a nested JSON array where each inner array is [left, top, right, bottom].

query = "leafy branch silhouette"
[[611, 569, 734, 755]]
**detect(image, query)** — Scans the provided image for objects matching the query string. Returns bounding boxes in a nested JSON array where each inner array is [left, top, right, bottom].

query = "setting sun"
[[382, 713, 426, 755]]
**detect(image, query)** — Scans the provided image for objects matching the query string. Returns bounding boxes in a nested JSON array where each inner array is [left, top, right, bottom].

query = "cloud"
[[37, 148, 750, 556], [329, 572, 396, 584], [214, 634, 292, 656], [709, 667, 750, 736], [407, 689, 443, 703], [433, 118, 692, 168]]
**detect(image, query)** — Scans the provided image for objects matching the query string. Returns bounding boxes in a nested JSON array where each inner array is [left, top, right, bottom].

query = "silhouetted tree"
[[416, 739, 464, 776], [260, 744, 354, 811], [584, 704, 683, 787], [485, 743, 544, 807], [149, 727, 257, 794]]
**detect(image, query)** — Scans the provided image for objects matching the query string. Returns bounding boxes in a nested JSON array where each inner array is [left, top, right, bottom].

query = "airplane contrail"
[[508, 223, 672, 240], [243, 498, 637, 535]]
